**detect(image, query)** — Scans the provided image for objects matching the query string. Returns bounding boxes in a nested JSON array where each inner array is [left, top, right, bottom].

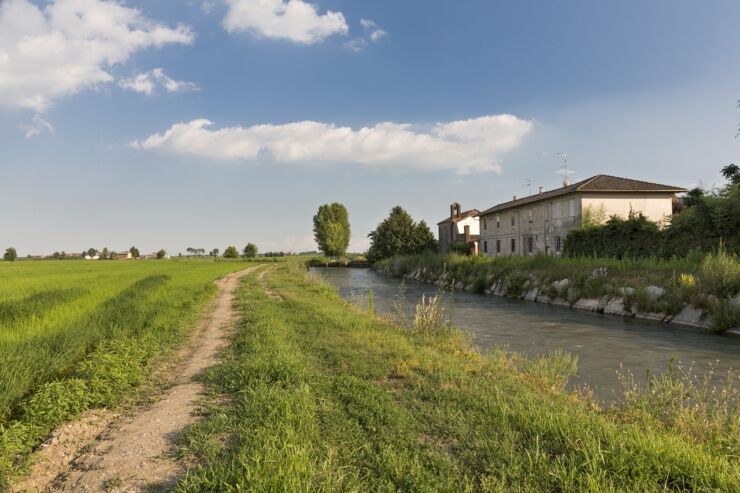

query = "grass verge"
[[174, 262, 739, 492]]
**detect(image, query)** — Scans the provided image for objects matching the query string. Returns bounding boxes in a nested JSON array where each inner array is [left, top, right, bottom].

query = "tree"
[[156, 249, 166, 259], [3, 247, 17, 262], [223, 245, 239, 258], [721, 163, 740, 186], [411, 220, 438, 253], [683, 187, 705, 208], [129, 246, 140, 258], [243, 243, 258, 258], [313, 203, 351, 257], [186, 247, 195, 256], [102, 247, 109, 259], [366, 206, 438, 263], [87, 248, 97, 258]]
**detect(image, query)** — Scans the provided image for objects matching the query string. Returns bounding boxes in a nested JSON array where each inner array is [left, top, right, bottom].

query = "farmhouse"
[[437, 203, 480, 254], [478, 175, 685, 257], [114, 251, 133, 260]]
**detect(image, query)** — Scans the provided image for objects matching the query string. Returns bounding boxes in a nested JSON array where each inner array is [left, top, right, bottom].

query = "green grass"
[[174, 262, 739, 492], [0, 259, 249, 485]]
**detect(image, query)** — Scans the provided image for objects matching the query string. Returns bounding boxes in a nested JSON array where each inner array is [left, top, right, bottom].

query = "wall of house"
[[479, 193, 581, 257], [580, 192, 673, 226], [453, 216, 480, 236], [438, 223, 455, 254], [478, 192, 675, 257], [439, 216, 480, 254]]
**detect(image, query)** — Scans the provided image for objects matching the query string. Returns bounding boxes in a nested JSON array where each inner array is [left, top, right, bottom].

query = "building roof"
[[480, 175, 686, 216], [437, 209, 480, 225]]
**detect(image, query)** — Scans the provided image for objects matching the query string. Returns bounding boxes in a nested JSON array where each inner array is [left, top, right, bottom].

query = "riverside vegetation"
[[173, 261, 738, 491], [376, 250, 740, 333], [0, 259, 249, 486]]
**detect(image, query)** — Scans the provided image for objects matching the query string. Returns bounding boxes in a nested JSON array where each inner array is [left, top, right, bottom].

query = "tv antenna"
[[525, 179, 532, 195], [556, 152, 575, 186]]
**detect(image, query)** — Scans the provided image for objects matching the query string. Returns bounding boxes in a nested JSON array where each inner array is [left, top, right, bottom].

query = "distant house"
[[84, 254, 100, 260], [478, 175, 686, 257], [114, 251, 133, 260], [437, 203, 480, 254]]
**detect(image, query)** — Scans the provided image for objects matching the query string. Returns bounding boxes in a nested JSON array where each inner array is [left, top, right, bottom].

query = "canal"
[[311, 267, 740, 402]]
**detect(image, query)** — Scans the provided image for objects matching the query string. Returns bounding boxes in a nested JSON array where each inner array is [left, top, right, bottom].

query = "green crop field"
[[0, 259, 249, 483]]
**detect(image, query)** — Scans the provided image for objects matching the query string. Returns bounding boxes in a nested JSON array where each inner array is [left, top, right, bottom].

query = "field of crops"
[[0, 259, 248, 482]]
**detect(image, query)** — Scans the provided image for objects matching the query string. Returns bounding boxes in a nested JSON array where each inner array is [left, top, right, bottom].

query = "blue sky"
[[1, 0, 739, 255]]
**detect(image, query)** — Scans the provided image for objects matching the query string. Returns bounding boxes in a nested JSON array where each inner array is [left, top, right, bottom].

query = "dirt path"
[[258, 266, 283, 302], [13, 266, 260, 493]]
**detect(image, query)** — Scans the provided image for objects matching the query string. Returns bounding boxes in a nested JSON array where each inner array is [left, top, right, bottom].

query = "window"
[[511, 213, 515, 226], [483, 218, 487, 230], [528, 209, 533, 224], [511, 238, 516, 253], [569, 199, 576, 217], [527, 237, 533, 253], [555, 202, 561, 219], [496, 215, 500, 228], [483, 241, 488, 253], [544, 205, 549, 221], [496, 240, 501, 253], [555, 235, 561, 252]]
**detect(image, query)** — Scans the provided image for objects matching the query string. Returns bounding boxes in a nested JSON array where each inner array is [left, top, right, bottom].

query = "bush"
[[701, 246, 740, 298]]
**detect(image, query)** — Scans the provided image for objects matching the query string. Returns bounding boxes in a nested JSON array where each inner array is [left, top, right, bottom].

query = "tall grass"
[[174, 263, 739, 491], [0, 260, 247, 485]]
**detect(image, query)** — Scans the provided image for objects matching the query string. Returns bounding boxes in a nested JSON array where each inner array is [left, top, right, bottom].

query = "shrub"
[[708, 299, 740, 333], [701, 246, 740, 298]]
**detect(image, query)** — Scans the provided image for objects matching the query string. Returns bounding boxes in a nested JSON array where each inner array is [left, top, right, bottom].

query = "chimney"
[[539, 186, 544, 194], [513, 195, 517, 201], [464, 224, 471, 243], [563, 178, 570, 187]]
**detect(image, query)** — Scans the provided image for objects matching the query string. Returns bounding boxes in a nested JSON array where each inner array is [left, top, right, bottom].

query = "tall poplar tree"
[[313, 203, 351, 257]]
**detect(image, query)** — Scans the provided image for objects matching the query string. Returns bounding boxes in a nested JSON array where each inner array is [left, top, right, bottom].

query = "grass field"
[[0, 259, 249, 484], [174, 262, 739, 492]]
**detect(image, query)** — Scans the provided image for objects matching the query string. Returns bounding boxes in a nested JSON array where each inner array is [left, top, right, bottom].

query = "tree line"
[[312, 202, 437, 262]]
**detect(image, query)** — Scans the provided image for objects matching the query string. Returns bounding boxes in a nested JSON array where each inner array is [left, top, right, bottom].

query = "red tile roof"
[[480, 175, 685, 215]]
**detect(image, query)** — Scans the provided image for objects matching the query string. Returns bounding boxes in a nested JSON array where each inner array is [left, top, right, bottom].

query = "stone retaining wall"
[[377, 265, 725, 332]]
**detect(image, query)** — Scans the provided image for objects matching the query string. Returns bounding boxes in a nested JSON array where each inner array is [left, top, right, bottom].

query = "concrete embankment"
[[375, 264, 740, 335]]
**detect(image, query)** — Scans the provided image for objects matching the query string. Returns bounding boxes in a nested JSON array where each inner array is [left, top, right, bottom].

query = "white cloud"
[[0, 0, 194, 112], [360, 18, 386, 42], [222, 0, 348, 44], [18, 115, 55, 138], [369, 28, 386, 42], [119, 68, 199, 95], [131, 114, 533, 174], [346, 18, 386, 51]]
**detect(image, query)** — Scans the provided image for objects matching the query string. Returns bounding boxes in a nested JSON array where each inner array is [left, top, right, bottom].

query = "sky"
[[1, 0, 739, 256]]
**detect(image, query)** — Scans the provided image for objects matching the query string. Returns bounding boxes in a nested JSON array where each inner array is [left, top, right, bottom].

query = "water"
[[312, 267, 740, 402]]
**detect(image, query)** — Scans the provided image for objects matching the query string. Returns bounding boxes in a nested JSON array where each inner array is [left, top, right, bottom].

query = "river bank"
[[175, 262, 739, 491], [375, 252, 740, 334], [312, 267, 740, 400]]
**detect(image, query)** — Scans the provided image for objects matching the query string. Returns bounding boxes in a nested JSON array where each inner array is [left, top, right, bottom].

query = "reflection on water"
[[311, 267, 740, 402]]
